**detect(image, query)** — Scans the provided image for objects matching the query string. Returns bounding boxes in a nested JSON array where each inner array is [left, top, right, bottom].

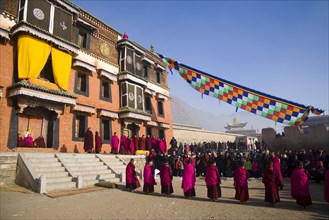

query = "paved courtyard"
[[1, 177, 328, 219]]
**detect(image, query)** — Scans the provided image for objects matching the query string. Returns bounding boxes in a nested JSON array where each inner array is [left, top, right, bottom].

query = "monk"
[[160, 159, 173, 196], [139, 135, 146, 151], [95, 131, 102, 154], [34, 135, 46, 148], [125, 158, 140, 191], [159, 139, 166, 154], [146, 135, 152, 152], [234, 161, 249, 203], [205, 159, 221, 201], [262, 161, 280, 206], [290, 161, 312, 208], [325, 166, 329, 203], [272, 152, 284, 189], [182, 158, 196, 199], [111, 132, 119, 154], [83, 127, 93, 153], [24, 134, 34, 148], [133, 135, 139, 152], [17, 133, 25, 148], [151, 135, 157, 151], [143, 157, 157, 194], [119, 134, 127, 154], [129, 138, 135, 155]]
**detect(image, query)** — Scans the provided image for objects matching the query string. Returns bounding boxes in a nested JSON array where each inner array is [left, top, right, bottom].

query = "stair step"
[[0, 163, 17, 170], [36, 166, 66, 172], [29, 158, 59, 163], [64, 162, 103, 167], [72, 169, 113, 176], [59, 154, 96, 158], [0, 157, 18, 164], [30, 162, 62, 168], [25, 153, 56, 158], [62, 158, 100, 163], [47, 176, 73, 183], [69, 166, 107, 172], [36, 171, 69, 178], [46, 181, 76, 192], [0, 170, 16, 176]]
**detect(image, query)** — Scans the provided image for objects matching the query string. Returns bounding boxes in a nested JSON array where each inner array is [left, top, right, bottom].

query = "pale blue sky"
[[72, 0, 329, 130]]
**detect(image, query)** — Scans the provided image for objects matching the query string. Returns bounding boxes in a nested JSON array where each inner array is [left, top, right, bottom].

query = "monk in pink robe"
[[182, 158, 196, 198], [205, 159, 221, 201], [143, 158, 157, 194], [126, 159, 140, 191], [110, 132, 119, 154], [159, 139, 166, 154], [324, 168, 329, 203], [119, 134, 127, 154], [160, 160, 173, 195], [290, 161, 312, 208], [151, 136, 157, 151], [262, 162, 280, 206], [24, 134, 34, 148], [234, 161, 249, 203], [95, 131, 102, 154], [272, 152, 284, 189]]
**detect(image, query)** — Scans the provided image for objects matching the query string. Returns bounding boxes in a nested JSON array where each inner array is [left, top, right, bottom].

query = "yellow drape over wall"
[[18, 35, 51, 79], [17, 35, 73, 91], [51, 47, 72, 91]]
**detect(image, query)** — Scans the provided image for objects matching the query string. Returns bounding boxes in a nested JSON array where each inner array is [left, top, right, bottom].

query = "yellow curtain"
[[18, 35, 51, 79], [51, 47, 72, 91]]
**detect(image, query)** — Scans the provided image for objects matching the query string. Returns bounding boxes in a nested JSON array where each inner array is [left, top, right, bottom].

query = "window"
[[74, 72, 89, 96], [75, 26, 91, 50], [146, 127, 152, 137], [158, 128, 165, 139], [100, 118, 111, 143], [157, 101, 164, 117], [121, 82, 144, 110], [72, 114, 87, 141], [39, 57, 55, 83], [100, 80, 112, 102], [156, 70, 162, 84], [145, 96, 152, 114], [143, 63, 149, 78]]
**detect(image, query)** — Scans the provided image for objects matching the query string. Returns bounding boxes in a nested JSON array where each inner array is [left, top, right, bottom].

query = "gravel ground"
[[1, 177, 328, 219]]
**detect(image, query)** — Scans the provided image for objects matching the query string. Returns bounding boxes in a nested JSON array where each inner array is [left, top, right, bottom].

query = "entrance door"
[[19, 115, 43, 140], [127, 123, 140, 138]]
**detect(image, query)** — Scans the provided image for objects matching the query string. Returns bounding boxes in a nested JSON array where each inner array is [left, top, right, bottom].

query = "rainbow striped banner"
[[159, 54, 324, 126]]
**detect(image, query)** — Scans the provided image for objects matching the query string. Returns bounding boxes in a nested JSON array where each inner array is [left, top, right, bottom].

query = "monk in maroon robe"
[[159, 139, 166, 154], [151, 136, 157, 151], [17, 133, 25, 147], [143, 157, 157, 194], [182, 158, 196, 198], [83, 127, 93, 153], [139, 135, 146, 151], [24, 134, 34, 148], [160, 160, 173, 195], [126, 158, 140, 191], [262, 162, 280, 206], [34, 135, 46, 148], [146, 135, 152, 152], [271, 152, 284, 189], [205, 159, 221, 201], [119, 134, 127, 154], [111, 132, 119, 154], [95, 131, 102, 154], [129, 138, 135, 155], [133, 135, 139, 152], [325, 168, 329, 203], [234, 161, 249, 203], [290, 161, 312, 208]]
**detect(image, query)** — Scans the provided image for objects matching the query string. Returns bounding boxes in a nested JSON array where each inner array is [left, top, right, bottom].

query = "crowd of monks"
[[125, 154, 329, 209], [17, 132, 46, 148]]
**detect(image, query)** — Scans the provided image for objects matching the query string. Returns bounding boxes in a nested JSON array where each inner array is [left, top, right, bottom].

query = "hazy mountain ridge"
[[170, 95, 279, 133]]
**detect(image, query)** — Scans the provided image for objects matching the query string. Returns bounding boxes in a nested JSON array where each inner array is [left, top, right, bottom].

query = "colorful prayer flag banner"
[[158, 54, 324, 126]]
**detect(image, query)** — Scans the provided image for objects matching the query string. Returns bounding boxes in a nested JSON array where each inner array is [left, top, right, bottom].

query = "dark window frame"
[[157, 100, 164, 117], [143, 62, 149, 79], [72, 113, 88, 142], [74, 71, 89, 97], [146, 127, 152, 137], [74, 25, 91, 51], [99, 118, 112, 144], [145, 96, 152, 114], [156, 69, 162, 84], [158, 128, 165, 139], [99, 79, 112, 102]]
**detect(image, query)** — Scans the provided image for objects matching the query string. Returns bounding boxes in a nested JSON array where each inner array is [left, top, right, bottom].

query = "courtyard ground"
[[1, 177, 328, 219]]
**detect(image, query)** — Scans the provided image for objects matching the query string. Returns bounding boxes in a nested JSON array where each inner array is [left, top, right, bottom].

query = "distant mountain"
[[170, 95, 281, 133]]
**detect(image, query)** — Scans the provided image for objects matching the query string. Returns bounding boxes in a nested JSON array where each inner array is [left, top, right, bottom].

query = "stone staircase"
[[27, 153, 76, 192], [97, 155, 127, 177], [0, 152, 18, 186], [59, 154, 119, 187]]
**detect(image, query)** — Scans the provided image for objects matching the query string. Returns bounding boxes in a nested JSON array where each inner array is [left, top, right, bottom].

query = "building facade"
[[0, 0, 173, 153]]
